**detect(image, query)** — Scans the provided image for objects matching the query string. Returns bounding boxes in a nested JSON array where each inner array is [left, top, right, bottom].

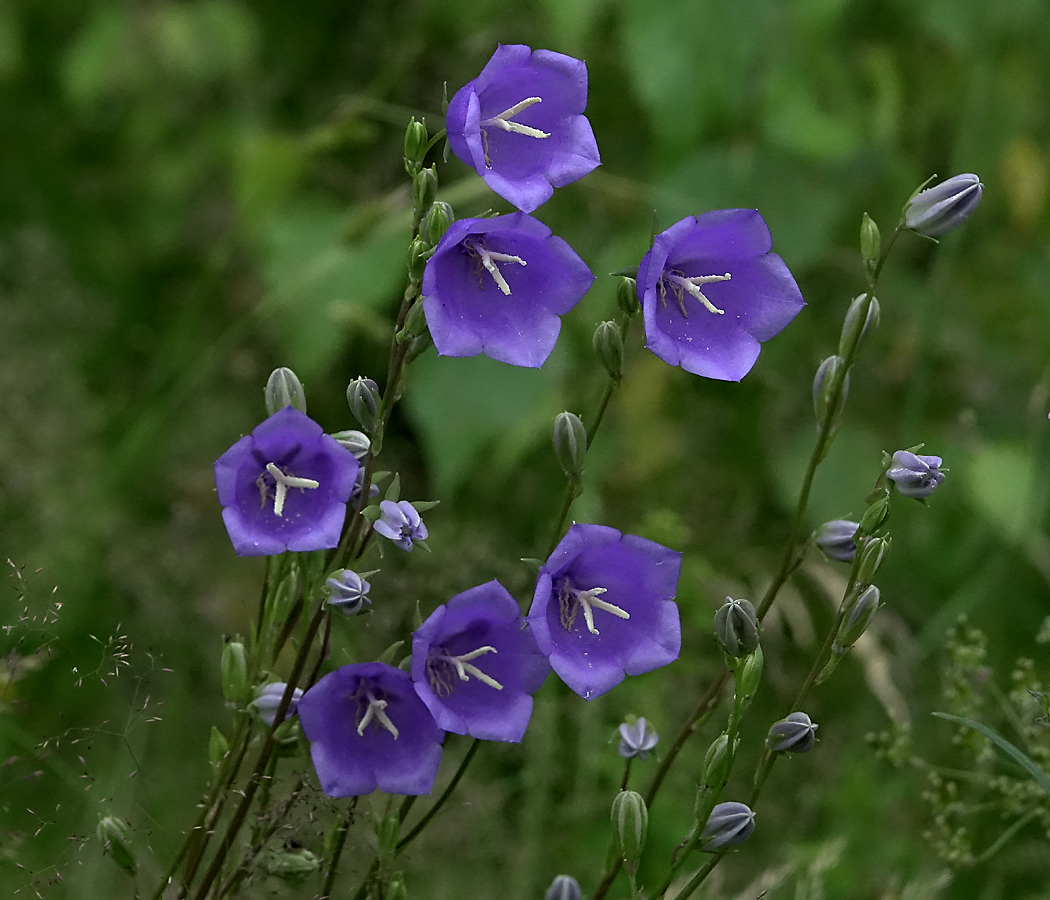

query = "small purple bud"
[[767, 711, 819, 753], [905, 174, 983, 237], [713, 597, 760, 658], [700, 801, 755, 850], [545, 875, 582, 900], [326, 569, 372, 616], [886, 450, 946, 500], [618, 717, 659, 760], [251, 682, 304, 727], [374, 500, 428, 551], [814, 519, 860, 562]]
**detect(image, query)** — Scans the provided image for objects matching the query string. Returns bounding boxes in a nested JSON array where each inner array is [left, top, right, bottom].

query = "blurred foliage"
[[2, 0, 1050, 897]]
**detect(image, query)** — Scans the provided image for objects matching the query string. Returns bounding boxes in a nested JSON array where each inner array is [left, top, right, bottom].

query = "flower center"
[[462, 238, 527, 296], [557, 580, 630, 635], [257, 462, 320, 517], [355, 689, 399, 740], [480, 96, 550, 166], [659, 270, 733, 317], [426, 645, 503, 697]]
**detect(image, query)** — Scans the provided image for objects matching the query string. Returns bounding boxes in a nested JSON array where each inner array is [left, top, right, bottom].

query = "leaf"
[[409, 500, 440, 513], [932, 712, 1050, 799]]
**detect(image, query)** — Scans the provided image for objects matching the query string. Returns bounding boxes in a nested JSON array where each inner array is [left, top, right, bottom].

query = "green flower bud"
[[836, 585, 881, 651], [331, 429, 371, 459], [812, 355, 849, 426], [97, 815, 137, 876], [858, 491, 890, 536], [610, 790, 648, 874], [736, 645, 764, 701], [713, 597, 760, 658], [702, 732, 731, 789], [346, 377, 381, 434], [617, 276, 640, 317], [261, 846, 320, 881], [407, 236, 429, 283], [385, 874, 408, 900], [552, 412, 587, 482], [264, 366, 307, 416], [855, 536, 890, 586], [593, 320, 624, 381], [376, 813, 400, 859], [860, 213, 881, 273], [208, 727, 229, 767], [403, 117, 427, 174], [423, 201, 454, 246], [220, 637, 250, 705], [413, 165, 438, 214], [838, 294, 880, 357]]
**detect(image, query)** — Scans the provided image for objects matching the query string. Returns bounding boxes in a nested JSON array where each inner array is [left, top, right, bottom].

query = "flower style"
[[411, 581, 550, 742], [886, 450, 945, 500], [446, 44, 600, 213], [422, 213, 594, 368], [251, 682, 304, 728], [214, 407, 359, 556], [905, 173, 983, 237], [528, 524, 682, 700], [298, 662, 444, 797], [374, 500, 428, 551], [637, 210, 805, 381]]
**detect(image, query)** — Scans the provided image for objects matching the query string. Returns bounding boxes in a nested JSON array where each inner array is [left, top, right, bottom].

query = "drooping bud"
[[700, 801, 755, 850], [713, 597, 760, 658], [593, 320, 624, 382], [812, 355, 849, 426], [766, 711, 819, 753], [610, 790, 648, 874], [618, 717, 659, 760], [701, 732, 731, 789], [220, 637, 250, 705], [860, 213, 881, 273], [423, 201, 453, 246], [886, 450, 946, 500], [97, 815, 137, 876], [264, 366, 307, 416], [347, 377, 381, 434], [545, 875, 583, 900], [413, 165, 438, 214], [552, 412, 587, 482], [403, 117, 428, 175], [855, 536, 890, 586], [208, 726, 229, 767], [618, 276, 640, 317], [836, 585, 881, 651], [814, 519, 860, 562], [838, 293, 880, 357], [331, 429, 371, 460], [326, 569, 372, 616], [858, 489, 890, 535], [905, 173, 983, 237], [736, 645, 764, 701], [260, 846, 321, 881]]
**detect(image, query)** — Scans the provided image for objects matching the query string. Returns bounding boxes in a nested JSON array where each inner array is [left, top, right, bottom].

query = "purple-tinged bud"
[[260, 846, 320, 881], [858, 489, 891, 535], [545, 875, 582, 900], [404, 117, 428, 175], [860, 213, 880, 272], [836, 585, 881, 651], [767, 711, 819, 753], [838, 294, 880, 358], [814, 519, 860, 562], [413, 165, 438, 214], [702, 732, 731, 788], [886, 450, 946, 500], [905, 174, 983, 237], [251, 682, 304, 727], [220, 637, 250, 705], [700, 801, 755, 850], [593, 320, 625, 382], [611, 790, 648, 874], [552, 411, 587, 482], [813, 355, 849, 426], [713, 597, 760, 658], [326, 569, 372, 616], [618, 276, 640, 317], [855, 536, 890, 586], [373, 500, 428, 551], [423, 201, 454, 246], [736, 645, 764, 701], [97, 815, 137, 876], [346, 377, 380, 434], [618, 717, 659, 760], [265, 366, 307, 416], [331, 430, 371, 460], [208, 727, 229, 767]]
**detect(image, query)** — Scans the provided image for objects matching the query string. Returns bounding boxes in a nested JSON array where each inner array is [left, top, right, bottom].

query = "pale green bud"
[[97, 815, 137, 876], [860, 213, 881, 273], [261, 846, 320, 881], [610, 790, 648, 874], [856, 536, 890, 586], [838, 294, 880, 357], [220, 637, 250, 705], [264, 366, 307, 416], [593, 321, 624, 381], [208, 727, 229, 767], [702, 732, 731, 789], [617, 276, 640, 317], [552, 412, 587, 482], [403, 117, 427, 174]]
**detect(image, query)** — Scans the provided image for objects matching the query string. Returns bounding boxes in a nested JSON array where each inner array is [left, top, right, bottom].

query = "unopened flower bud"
[[856, 536, 890, 586], [860, 213, 881, 271], [403, 298, 428, 338], [702, 732, 731, 789], [403, 117, 428, 174], [858, 491, 890, 535], [385, 874, 408, 900], [886, 450, 946, 500], [838, 294, 880, 357], [700, 801, 755, 850], [545, 875, 582, 900], [767, 711, 818, 753], [618, 276, 640, 317], [713, 597, 759, 658], [376, 813, 400, 859], [331, 429, 371, 460], [347, 377, 380, 434], [611, 790, 648, 874], [552, 412, 587, 482], [97, 815, 137, 876], [413, 165, 438, 214], [814, 519, 860, 562], [265, 366, 307, 416], [593, 320, 624, 381], [423, 201, 453, 246], [251, 682, 304, 727], [618, 717, 659, 760], [220, 637, 250, 705], [326, 569, 372, 616], [261, 846, 320, 881], [905, 173, 983, 237], [407, 236, 429, 282], [736, 645, 764, 701], [813, 355, 849, 425], [836, 585, 881, 650], [208, 726, 229, 767]]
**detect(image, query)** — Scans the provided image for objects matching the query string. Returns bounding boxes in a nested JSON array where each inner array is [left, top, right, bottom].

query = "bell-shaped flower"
[[422, 213, 594, 368], [700, 801, 755, 850], [214, 407, 359, 556], [528, 524, 682, 700], [374, 500, 428, 551], [326, 569, 372, 616], [886, 450, 945, 500], [905, 174, 983, 237], [618, 717, 659, 760], [447, 44, 600, 213], [411, 581, 550, 742], [637, 210, 805, 381], [298, 662, 444, 797]]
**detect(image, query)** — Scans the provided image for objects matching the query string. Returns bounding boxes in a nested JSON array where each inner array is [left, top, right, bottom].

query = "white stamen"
[[478, 248, 527, 296], [482, 97, 550, 139], [445, 645, 503, 690], [357, 693, 399, 739], [265, 462, 320, 517], [668, 273, 732, 315], [573, 586, 630, 636]]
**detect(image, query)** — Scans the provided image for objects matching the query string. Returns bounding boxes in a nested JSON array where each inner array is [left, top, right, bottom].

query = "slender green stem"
[[397, 739, 481, 850], [619, 758, 633, 792], [319, 799, 360, 900]]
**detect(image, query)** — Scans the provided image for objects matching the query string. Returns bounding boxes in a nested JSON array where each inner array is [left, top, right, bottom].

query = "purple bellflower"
[[251, 682, 304, 728], [618, 717, 659, 760], [374, 500, 428, 551], [637, 210, 805, 381], [412, 581, 550, 742], [905, 174, 983, 237], [298, 662, 444, 797], [886, 450, 946, 499], [422, 213, 594, 368], [214, 407, 359, 556], [447, 44, 600, 213], [528, 524, 682, 700]]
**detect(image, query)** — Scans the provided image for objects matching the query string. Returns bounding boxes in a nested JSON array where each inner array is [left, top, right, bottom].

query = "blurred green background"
[[3, 0, 1050, 897]]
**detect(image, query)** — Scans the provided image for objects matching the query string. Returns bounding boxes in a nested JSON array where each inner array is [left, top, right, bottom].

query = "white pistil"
[[667, 272, 732, 316], [444, 646, 503, 690], [574, 586, 630, 636], [357, 692, 399, 739], [482, 97, 550, 139], [264, 462, 319, 517], [478, 248, 527, 296]]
